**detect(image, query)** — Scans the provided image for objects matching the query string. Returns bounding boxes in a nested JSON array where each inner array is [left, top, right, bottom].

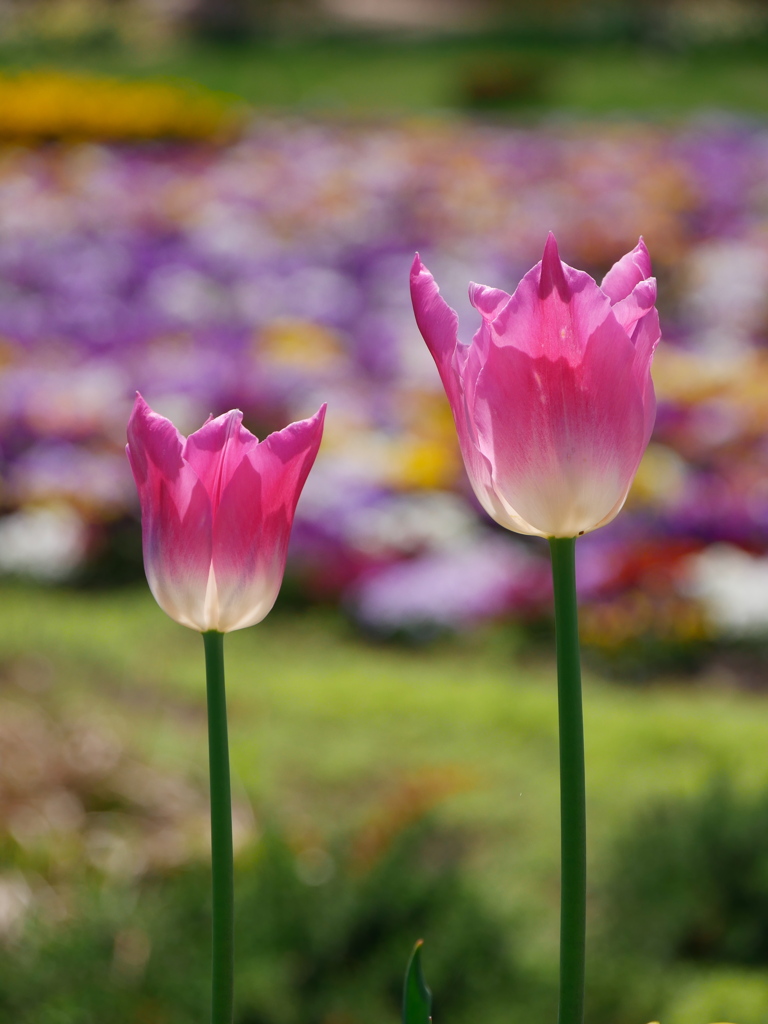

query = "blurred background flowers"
[[2, 2, 768, 1023], [3, 82, 768, 656]]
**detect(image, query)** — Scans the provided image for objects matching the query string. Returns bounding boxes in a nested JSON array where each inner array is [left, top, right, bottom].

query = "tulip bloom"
[[126, 395, 325, 632], [410, 233, 659, 539]]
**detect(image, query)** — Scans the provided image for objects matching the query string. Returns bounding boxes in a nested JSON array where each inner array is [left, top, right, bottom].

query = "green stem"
[[203, 630, 234, 1024], [548, 537, 586, 1024]]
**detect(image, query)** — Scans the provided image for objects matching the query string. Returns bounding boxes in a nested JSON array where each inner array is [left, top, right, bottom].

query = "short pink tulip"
[[126, 395, 325, 632], [410, 233, 660, 539]]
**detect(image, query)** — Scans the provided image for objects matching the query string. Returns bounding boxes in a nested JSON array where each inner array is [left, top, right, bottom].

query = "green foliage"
[[662, 968, 768, 1024], [587, 779, 768, 1023], [0, 822, 519, 1024], [403, 941, 432, 1024], [1, 32, 768, 116], [4, 585, 768, 1021], [600, 778, 768, 968]]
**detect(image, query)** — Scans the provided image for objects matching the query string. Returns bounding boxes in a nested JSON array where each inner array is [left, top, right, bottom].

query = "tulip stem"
[[203, 630, 235, 1024], [548, 537, 586, 1024]]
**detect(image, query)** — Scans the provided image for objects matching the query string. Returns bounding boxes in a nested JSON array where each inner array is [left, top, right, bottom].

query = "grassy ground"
[[1, 34, 767, 116], [5, 583, 768, 1020], [5, 582, 768, 940]]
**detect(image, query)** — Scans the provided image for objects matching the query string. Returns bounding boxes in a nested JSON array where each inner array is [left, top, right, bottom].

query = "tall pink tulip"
[[410, 233, 659, 539], [126, 395, 325, 633], [410, 233, 662, 1024]]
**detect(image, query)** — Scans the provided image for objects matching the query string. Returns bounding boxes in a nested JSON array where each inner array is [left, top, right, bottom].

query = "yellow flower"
[[0, 70, 238, 141]]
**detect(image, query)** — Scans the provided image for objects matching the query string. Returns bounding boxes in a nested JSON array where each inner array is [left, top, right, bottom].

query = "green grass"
[[1, 34, 768, 115], [5, 581, 768, 937], [6, 582, 768, 1019]]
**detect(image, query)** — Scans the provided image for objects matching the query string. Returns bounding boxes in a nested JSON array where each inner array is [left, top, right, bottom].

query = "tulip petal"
[[539, 231, 572, 302], [211, 405, 326, 631], [410, 256, 502, 523], [631, 306, 660, 449], [410, 235, 658, 540], [142, 475, 215, 630], [611, 277, 657, 335], [491, 234, 613, 365], [184, 409, 260, 505], [410, 254, 463, 408], [473, 313, 646, 537], [126, 395, 213, 629], [600, 238, 652, 304], [207, 457, 276, 632], [126, 393, 186, 492], [468, 281, 512, 322], [127, 396, 323, 633]]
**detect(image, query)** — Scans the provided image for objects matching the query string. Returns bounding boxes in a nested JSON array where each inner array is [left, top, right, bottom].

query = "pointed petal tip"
[[129, 391, 150, 417], [128, 394, 182, 438], [410, 252, 429, 283], [634, 236, 652, 275], [544, 232, 561, 264], [127, 392, 158, 440], [601, 238, 655, 304], [307, 402, 327, 433], [468, 280, 512, 322], [302, 401, 327, 423], [539, 231, 569, 299], [268, 402, 327, 448]]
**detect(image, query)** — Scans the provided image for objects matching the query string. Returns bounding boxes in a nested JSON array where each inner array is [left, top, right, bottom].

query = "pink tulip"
[[126, 395, 325, 632], [410, 234, 659, 539]]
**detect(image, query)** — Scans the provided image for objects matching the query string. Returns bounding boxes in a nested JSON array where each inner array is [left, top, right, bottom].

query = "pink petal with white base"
[[126, 395, 325, 632], [473, 314, 645, 537], [127, 396, 213, 628], [410, 234, 660, 539], [211, 406, 326, 632]]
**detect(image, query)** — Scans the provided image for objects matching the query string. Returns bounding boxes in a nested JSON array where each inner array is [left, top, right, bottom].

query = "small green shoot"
[[403, 940, 432, 1024]]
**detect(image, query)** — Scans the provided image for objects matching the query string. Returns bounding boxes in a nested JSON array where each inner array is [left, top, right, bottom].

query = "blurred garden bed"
[[2, 583, 768, 1022], [0, 89, 767, 673]]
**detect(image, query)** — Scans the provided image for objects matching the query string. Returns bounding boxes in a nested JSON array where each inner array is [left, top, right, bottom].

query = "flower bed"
[[1, 114, 767, 651]]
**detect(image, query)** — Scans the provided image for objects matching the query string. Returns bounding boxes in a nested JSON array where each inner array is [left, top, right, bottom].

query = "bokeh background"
[[2, 1, 768, 1021]]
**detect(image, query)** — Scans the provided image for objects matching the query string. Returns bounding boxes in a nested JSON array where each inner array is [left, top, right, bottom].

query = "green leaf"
[[402, 940, 432, 1024]]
